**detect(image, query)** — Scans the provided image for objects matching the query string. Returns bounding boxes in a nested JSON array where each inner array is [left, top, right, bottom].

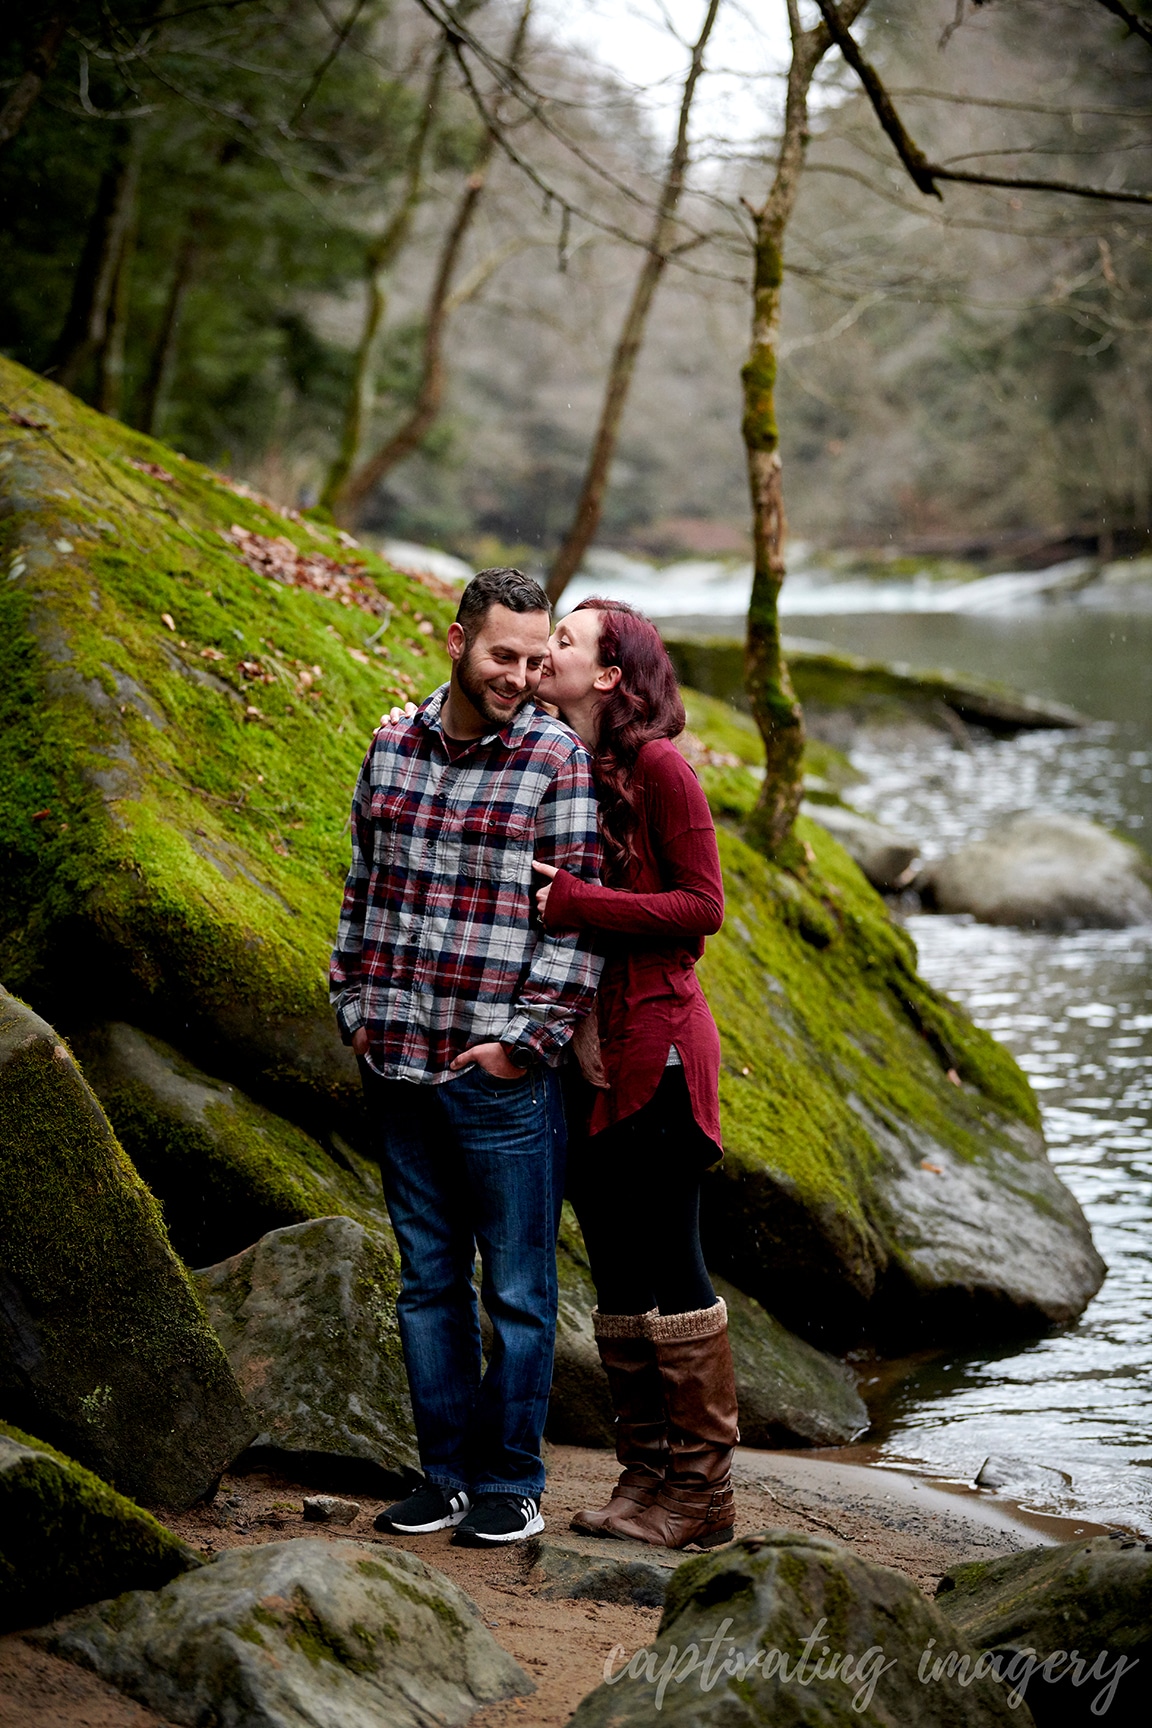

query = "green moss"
[[0, 356, 455, 1119], [0, 988, 255, 1504], [0, 1419, 198, 1631]]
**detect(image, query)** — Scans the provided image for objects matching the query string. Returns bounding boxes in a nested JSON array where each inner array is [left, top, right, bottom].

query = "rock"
[[525, 1531, 677, 1609], [698, 818, 1104, 1350], [937, 1533, 1152, 1725], [75, 1022, 391, 1267], [801, 801, 918, 891], [194, 1216, 419, 1493], [39, 1537, 531, 1727], [302, 1495, 361, 1525], [548, 1207, 868, 1448], [570, 1528, 1027, 1725], [974, 1456, 1071, 1497], [0, 1421, 200, 1632], [918, 812, 1152, 930], [0, 356, 458, 1145], [664, 634, 1085, 742], [0, 987, 256, 1507], [0, 358, 1103, 1358]]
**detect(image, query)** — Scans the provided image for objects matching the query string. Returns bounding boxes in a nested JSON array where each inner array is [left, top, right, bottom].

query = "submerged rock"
[[800, 801, 918, 891], [76, 1022, 390, 1267], [194, 1216, 419, 1492], [937, 1533, 1152, 1725], [571, 1529, 1026, 1725], [0, 988, 256, 1507], [0, 1422, 199, 1631], [40, 1538, 530, 1727], [918, 811, 1152, 930], [548, 1207, 868, 1448]]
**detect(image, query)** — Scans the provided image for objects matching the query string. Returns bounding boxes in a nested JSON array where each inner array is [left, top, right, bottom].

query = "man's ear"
[[446, 621, 466, 664]]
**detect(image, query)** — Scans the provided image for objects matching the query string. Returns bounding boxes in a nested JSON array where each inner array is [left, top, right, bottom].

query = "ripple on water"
[[863, 907, 1152, 1534]]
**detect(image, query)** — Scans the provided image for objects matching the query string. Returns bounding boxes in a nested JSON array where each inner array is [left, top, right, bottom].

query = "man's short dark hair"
[[456, 568, 550, 645]]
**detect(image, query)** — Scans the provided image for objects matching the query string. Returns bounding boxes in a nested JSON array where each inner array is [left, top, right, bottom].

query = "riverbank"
[[0, 1443, 1107, 1728]]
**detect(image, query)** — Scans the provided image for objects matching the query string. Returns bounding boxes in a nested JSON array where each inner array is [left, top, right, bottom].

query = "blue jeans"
[[362, 1062, 566, 1499]]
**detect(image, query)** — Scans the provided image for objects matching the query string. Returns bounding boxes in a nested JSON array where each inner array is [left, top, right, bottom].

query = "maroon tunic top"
[[542, 738, 724, 1157]]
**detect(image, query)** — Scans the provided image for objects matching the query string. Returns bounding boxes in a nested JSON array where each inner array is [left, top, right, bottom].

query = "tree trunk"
[[320, 38, 452, 513], [96, 189, 138, 418], [741, 0, 869, 855], [336, 1, 534, 527], [545, 0, 722, 607], [0, 4, 77, 149], [136, 229, 198, 436], [337, 169, 486, 524], [49, 126, 143, 395]]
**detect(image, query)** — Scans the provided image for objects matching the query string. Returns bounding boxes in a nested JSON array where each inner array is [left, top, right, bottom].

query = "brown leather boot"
[[604, 1299, 738, 1551], [570, 1308, 668, 1536]]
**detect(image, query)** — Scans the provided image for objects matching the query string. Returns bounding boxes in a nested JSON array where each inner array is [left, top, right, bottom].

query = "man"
[[330, 567, 602, 1546]]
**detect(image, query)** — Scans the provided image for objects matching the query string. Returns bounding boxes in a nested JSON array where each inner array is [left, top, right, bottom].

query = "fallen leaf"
[[31, 808, 51, 821], [161, 612, 175, 630], [946, 1068, 961, 1086], [200, 646, 225, 661], [348, 647, 370, 664], [127, 458, 174, 483], [921, 1160, 944, 1174]]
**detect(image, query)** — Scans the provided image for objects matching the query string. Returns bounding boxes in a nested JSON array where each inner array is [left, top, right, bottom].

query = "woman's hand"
[[449, 1041, 524, 1079], [533, 859, 558, 918], [376, 701, 417, 733]]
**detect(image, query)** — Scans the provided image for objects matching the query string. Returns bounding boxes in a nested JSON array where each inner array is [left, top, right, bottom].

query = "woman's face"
[[538, 608, 608, 709]]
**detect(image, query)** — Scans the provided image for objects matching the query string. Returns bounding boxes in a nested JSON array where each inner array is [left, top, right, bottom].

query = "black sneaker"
[[374, 1482, 471, 1534], [451, 1493, 544, 1546]]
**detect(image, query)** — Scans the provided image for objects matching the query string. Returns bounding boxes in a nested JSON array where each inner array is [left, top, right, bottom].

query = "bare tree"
[[544, 0, 722, 606], [49, 123, 145, 393], [320, 36, 453, 515], [335, 0, 534, 527]]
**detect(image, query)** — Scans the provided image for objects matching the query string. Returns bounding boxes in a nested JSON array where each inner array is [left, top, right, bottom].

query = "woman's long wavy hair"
[[572, 597, 685, 883]]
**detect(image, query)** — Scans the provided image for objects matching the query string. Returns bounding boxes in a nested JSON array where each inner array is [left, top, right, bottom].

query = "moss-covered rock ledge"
[[0, 359, 1102, 1352], [0, 355, 454, 1140]]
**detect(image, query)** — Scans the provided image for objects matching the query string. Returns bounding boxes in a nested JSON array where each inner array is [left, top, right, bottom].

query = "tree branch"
[[0, 3, 79, 147], [814, 0, 1152, 207], [1092, 0, 1152, 52]]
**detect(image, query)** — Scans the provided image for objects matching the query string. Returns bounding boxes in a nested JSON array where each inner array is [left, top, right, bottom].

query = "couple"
[[330, 567, 738, 1552]]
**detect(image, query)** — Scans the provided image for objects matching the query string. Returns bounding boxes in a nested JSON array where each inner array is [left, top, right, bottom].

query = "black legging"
[[566, 1065, 717, 1318]]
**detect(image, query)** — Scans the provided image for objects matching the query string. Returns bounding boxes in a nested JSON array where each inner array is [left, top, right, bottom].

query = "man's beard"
[[455, 643, 533, 728]]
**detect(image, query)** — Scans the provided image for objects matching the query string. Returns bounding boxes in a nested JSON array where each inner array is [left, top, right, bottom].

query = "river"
[[569, 552, 1152, 1533]]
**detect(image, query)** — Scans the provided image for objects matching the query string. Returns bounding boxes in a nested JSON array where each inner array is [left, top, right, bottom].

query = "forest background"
[[4, 0, 1152, 572]]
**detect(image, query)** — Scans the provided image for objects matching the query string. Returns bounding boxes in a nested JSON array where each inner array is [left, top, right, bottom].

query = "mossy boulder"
[[0, 1421, 200, 1632], [0, 356, 454, 1142], [39, 1537, 531, 1727], [548, 1206, 868, 1448], [74, 1021, 391, 1266], [668, 637, 1083, 741], [696, 818, 1103, 1349], [570, 1528, 1028, 1726], [936, 1534, 1151, 1725], [194, 1216, 419, 1493], [0, 361, 1101, 1354], [0, 986, 257, 1506]]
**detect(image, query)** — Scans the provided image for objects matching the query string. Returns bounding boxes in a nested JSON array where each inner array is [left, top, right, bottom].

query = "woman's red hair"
[[571, 597, 685, 882]]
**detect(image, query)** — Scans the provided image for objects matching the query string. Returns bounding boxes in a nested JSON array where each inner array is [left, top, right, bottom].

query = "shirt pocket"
[[369, 790, 412, 870], [456, 808, 533, 884]]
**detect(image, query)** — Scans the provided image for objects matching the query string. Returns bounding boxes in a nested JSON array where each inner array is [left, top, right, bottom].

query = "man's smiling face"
[[448, 603, 551, 730]]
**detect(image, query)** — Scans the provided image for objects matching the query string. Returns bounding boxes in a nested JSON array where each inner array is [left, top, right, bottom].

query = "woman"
[[533, 598, 738, 1552]]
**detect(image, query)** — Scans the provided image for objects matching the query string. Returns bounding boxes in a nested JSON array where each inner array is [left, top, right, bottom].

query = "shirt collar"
[[419, 682, 539, 752]]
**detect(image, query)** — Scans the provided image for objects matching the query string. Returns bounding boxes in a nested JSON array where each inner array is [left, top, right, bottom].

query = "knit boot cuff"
[[592, 1306, 659, 1340], [647, 1298, 728, 1343]]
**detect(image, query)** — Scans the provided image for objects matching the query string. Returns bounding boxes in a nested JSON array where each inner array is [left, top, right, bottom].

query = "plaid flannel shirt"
[[330, 684, 603, 1083]]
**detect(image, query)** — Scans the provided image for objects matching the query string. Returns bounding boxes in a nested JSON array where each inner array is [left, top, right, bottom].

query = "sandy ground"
[[0, 1443, 1109, 1728]]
